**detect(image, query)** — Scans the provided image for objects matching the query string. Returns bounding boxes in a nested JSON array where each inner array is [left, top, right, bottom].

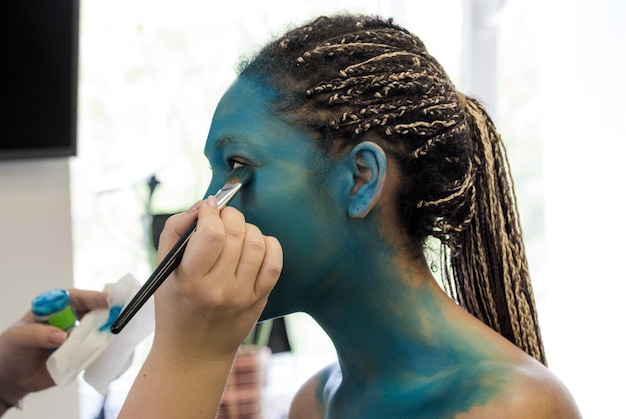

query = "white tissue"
[[46, 274, 155, 395]]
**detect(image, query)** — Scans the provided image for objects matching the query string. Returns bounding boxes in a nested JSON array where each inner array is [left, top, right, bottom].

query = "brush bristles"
[[227, 166, 254, 185]]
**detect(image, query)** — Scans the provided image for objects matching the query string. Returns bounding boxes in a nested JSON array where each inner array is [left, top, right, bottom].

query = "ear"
[[345, 141, 387, 218]]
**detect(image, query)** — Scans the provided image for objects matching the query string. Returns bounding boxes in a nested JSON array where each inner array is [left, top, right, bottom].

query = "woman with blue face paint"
[[121, 13, 580, 419], [200, 14, 581, 418]]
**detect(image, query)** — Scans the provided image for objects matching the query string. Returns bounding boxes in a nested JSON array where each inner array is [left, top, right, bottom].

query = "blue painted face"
[[204, 76, 357, 318]]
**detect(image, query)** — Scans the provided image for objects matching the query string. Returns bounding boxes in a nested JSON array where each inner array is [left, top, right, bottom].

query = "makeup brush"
[[110, 166, 253, 334]]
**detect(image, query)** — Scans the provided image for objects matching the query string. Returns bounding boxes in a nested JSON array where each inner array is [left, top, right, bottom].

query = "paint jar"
[[31, 289, 77, 332]]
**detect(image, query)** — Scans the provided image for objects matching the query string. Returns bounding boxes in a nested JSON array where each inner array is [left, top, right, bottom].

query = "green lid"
[[46, 305, 77, 330]]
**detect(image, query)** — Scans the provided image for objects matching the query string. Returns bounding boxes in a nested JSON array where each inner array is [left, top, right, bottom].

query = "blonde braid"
[[451, 97, 546, 364]]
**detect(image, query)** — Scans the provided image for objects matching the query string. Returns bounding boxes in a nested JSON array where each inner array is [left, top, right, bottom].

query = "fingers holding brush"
[[156, 197, 223, 271], [235, 224, 282, 298], [151, 196, 282, 363], [202, 205, 247, 282], [175, 196, 230, 279], [256, 235, 283, 296]]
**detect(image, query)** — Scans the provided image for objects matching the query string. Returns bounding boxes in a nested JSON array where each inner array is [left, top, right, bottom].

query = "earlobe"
[[347, 142, 387, 218]]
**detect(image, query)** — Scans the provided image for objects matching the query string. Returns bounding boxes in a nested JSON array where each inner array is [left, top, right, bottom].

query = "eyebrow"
[[214, 134, 259, 150], [215, 135, 236, 150], [206, 134, 260, 160], [205, 135, 236, 159]]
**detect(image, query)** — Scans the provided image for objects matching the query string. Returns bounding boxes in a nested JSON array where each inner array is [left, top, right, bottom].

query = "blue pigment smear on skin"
[[99, 305, 123, 332]]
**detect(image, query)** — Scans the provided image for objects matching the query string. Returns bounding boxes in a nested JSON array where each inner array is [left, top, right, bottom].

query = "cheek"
[[250, 188, 326, 248], [245, 179, 342, 273], [253, 198, 340, 314]]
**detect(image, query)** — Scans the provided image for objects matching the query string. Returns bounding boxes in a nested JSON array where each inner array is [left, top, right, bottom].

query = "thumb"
[[9, 322, 68, 350]]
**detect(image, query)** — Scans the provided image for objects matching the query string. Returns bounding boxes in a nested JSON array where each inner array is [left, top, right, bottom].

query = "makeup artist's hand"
[[154, 196, 282, 363], [0, 289, 108, 414], [119, 196, 282, 418]]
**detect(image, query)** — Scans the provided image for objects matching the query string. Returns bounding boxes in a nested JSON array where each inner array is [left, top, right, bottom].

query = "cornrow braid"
[[241, 14, 546, 365], [448, 97, 546, 364]]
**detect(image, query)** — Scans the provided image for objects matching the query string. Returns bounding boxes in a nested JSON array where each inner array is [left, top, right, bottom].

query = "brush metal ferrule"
[[215, 182, 243, 209]]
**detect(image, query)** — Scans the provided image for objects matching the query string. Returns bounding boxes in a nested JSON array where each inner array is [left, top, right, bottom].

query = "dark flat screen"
[[0, 0, 79, 160]]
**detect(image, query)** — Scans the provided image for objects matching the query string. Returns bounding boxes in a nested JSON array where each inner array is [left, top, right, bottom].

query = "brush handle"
[[109, 220, 196, 334], [110, 182, 243, 334]]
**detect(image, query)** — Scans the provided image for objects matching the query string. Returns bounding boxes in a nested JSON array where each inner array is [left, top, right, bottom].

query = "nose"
[[203, 179, 221, 199]]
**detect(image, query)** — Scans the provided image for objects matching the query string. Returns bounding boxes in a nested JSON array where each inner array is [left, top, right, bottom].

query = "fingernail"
[[205, 196, 218, 208], [50, 330, 68, 346], [186, 200, 203, 213]]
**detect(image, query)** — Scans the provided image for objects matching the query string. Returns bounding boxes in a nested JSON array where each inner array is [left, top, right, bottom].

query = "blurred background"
[[1, 0, 624, 417]]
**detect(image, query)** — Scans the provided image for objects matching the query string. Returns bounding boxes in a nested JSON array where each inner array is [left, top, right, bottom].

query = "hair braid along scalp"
[[241, 14, 546, 365]]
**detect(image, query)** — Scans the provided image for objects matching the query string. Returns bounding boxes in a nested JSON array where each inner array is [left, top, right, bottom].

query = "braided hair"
[[240, 14, 546, 365]]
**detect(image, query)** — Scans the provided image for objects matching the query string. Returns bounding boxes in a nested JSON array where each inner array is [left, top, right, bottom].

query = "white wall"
[[0, 158, 79, 419]]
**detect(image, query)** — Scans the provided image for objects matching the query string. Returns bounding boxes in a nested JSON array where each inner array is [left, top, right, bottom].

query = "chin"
[[259, 280, 299, 321]]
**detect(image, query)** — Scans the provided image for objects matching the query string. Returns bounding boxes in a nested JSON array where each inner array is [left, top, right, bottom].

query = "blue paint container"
[[31, 289, 77, 331]]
